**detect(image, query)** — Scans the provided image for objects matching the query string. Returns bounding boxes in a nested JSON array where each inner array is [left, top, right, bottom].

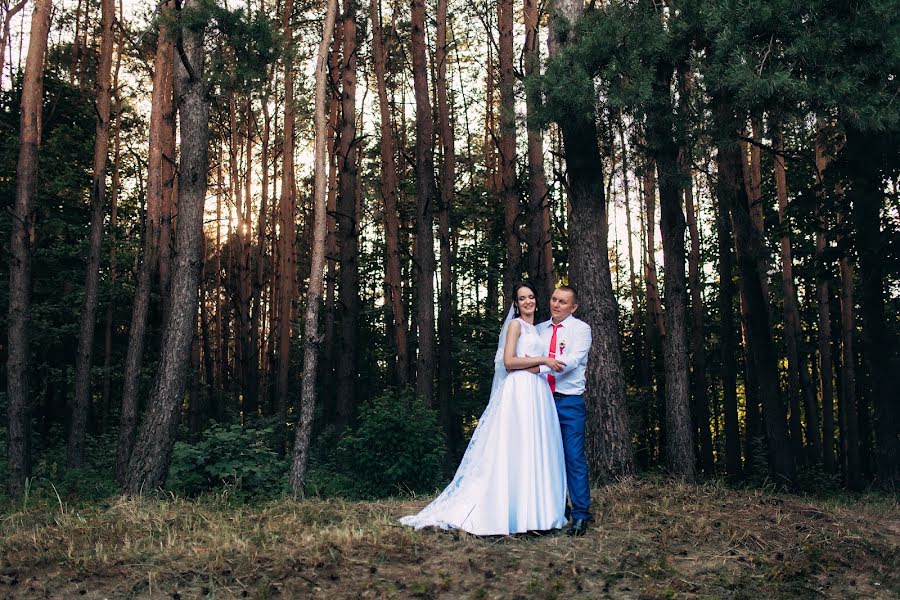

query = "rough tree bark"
[[124, 0, 209, 493], [6, 0, 51, 497], [290, 0, 338, 495], [115, 1, 175, 482], [68, 0, 116, 467], [410, 0, 437, 405], [549, 0, 635, 480]]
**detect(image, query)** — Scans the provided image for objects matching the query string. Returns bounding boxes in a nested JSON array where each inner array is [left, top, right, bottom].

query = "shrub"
[[166, 422, 288, 499], [327, 389, 446, 499]]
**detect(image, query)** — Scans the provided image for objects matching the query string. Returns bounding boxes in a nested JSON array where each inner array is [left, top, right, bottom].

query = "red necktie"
[[548, 323, 562, 394]]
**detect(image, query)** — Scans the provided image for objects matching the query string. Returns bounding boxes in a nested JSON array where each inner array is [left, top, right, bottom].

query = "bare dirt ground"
[[1, 479, 897, 599]]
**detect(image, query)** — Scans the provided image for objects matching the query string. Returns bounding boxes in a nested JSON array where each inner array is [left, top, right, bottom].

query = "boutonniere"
[[559, 341, 566, 355]]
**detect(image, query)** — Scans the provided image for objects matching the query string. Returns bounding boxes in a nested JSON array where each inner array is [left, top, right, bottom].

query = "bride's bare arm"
[[503, 320, 565, 372]]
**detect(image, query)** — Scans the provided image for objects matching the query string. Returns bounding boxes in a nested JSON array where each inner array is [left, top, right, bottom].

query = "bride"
[[400, 281, 568, 535]]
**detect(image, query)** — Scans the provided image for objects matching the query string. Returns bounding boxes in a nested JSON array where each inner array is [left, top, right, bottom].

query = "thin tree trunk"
[[717, 193, 743, 477], [276, 0, 298, 424], [436, 0, 455, 455], [124, 0, 209, 493], [68, 0, 116, 467], [335, 0, 360, 432], [549, 0, 635, 480], [498, 0, 519, 293], [101, 18, 124, 428], [370, 0, 408, 387], [252, 95, 271, 414], [773, 122, 821, 464], [815, 128, 836, 473], [115, 2, 175, 482], [323, 19, 341, 413], [524, 0, 552, 305], [6, 0, 51, 497], [290, 0, 338, 495], [618, 116, 643, 381], [411, 0, 437, 405], [0, 0, 28, 93]]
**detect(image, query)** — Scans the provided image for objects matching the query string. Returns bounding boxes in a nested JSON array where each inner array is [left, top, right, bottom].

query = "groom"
[[538, 285, 592, 536]]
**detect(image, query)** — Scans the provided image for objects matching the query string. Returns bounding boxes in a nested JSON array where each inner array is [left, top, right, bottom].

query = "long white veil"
[[490, 303, 517, 399], [399, 303, 517, 529]]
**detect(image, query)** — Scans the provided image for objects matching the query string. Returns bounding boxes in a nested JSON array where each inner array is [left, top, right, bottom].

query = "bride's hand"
[[544, 357, 566, 372]]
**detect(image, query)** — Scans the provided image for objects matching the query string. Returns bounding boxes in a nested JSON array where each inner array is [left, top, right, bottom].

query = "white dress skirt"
[[400, 318, 567, 535]]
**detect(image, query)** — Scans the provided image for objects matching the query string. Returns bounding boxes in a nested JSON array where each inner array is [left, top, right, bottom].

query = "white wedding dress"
[[400, 313, 567, 535]]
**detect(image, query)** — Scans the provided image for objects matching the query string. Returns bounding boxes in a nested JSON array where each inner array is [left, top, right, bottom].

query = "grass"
[[0, 478, 897, 598]]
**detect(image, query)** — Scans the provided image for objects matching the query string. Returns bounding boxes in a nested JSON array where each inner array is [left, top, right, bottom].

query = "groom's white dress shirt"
[[537, 315, 592, 395]]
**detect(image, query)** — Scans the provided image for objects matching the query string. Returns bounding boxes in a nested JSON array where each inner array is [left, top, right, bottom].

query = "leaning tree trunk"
[[549, 0, 635, 480], [68, 0, 116, 468], [290, 0, 338, 495], [124, 2, 209, 494], [335, 0, 360, 433], [115, 1, 175, 482], [715, 97, 794, 485], [410, 0, 437, 405], [6, 0, 51, 497]]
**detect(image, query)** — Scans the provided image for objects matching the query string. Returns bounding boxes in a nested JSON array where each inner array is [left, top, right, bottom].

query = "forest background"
[[1, 0, 899, 508]]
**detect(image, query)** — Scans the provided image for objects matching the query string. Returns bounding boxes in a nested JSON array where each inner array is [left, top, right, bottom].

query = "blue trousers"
[[555, 393, 591, 520]]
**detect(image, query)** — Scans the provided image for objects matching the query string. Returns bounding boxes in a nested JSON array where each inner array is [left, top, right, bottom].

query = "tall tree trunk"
[[524, 0, 552, 305], [435, 0, 455, 454], [370, 0, 408, 387], [290, 0, 338, 495], [649, 62, 695, 482], [773, 122, 821, 464], [716, 195, 743, 477], [498, 0, 519, 293], [618, 115, 643, 383], [101, 26, 124, 429], [276, 0, 298, 423], [124, 0, 209, 493], [715, 97, 794, 485], [6, 0, 51, 497], [115, 2, 175, 482], [68, 0, 116, 467], [335, 0, 360, 433], [837, 211, 862, 489], [411, 0, 437, 405], [844, 127, 900, 490], [549, 0, 635, 480]]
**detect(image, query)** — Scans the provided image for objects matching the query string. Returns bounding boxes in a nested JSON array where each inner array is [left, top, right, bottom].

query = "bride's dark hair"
[[511, 281, 538, 317]]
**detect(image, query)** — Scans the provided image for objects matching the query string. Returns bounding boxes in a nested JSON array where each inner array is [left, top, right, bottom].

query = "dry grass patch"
[[0, 479, 897, 598]]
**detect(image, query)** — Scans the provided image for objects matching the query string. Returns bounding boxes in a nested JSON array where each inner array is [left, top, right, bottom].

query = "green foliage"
[[167, 422, 289, 500], [307, 390, 446, 499]]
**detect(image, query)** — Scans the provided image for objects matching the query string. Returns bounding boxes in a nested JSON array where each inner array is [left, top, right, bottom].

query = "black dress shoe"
[[566, 518, 589, 537]]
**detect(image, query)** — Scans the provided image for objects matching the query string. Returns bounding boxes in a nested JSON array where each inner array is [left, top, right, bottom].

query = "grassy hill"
[[0, 479, 897, 598]]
